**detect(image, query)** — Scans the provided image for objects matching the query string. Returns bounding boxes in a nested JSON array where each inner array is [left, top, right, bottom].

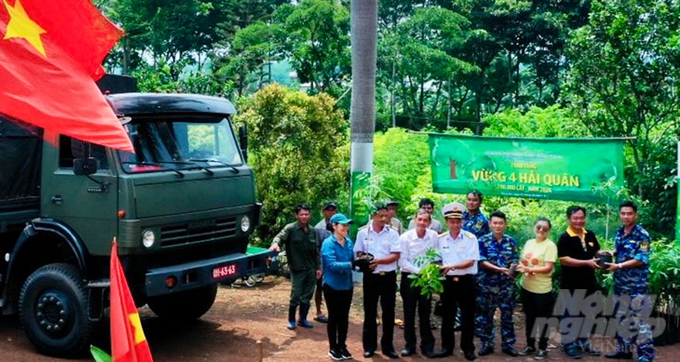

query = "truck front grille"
[[160, 217, 237, 247]]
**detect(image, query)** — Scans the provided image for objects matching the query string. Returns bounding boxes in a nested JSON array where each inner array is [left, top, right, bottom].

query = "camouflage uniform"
[[463, 210, 490, 239], [475, 233, 518, 350], [613, 224, 655, 362]]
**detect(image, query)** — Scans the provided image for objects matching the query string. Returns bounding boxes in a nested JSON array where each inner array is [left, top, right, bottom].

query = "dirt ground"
[[0, 277, 678, 362]]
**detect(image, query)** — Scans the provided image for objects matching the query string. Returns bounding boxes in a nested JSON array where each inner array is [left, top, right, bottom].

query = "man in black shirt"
[[557, 205, 602, 359]]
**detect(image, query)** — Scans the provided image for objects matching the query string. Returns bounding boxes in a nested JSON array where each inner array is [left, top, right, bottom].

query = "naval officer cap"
[[442, 202, 466, 219]]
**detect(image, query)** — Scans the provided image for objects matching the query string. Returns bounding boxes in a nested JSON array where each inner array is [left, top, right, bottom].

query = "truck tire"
[[147, 284, 218, 321], [18, 263, 93, 358]]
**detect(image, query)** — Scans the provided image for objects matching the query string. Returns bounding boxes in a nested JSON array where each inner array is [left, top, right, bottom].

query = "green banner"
[[429, 134, 625, 202], [349, 171, 371, 237]]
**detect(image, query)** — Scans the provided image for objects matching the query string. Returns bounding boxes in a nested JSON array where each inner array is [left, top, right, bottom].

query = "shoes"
[[433, 349, 453, 358], [478, 345, 494, 356], [400, 348, 415, 357], [363, 350, 375, 358], [519, 346, 536, 356], [464, 350, 476, 361], [297, 319, 313, 328], [298, 304, 313, 328], [382, 349, 399, 359], [535, 350, 548, 360], [328, 348, 344, 361], [314, 315, 329, 323], [605, 351, 633, 359], [565, 348, 582, 359], [579, 344, 601, 356], [422, 349, 436, 358], [287, 305, 297, 330], [338, 347, 352, 360], [502, 347, 518, 357]]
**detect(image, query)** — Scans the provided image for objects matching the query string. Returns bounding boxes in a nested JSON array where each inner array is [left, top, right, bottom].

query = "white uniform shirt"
[[399, 228, 439, 274], [408, 218, 443, 233], [438, 230, 479, 276], [354, 224, 401, 273], [315, 219, 330, 230]]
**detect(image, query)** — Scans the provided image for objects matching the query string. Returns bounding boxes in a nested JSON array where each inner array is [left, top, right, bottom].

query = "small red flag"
[[110, 240, 153, 362], [0, 0, 133, 151]]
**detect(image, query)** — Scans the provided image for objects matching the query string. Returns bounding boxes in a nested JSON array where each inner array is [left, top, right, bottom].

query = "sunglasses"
[[535, 225, 550, 232]]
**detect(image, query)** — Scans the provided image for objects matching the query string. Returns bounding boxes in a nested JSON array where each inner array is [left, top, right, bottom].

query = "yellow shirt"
[[520, 238, 558, 294]]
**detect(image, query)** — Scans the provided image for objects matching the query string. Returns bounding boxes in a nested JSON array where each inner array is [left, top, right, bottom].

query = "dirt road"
[[0, 277, 678, 361]]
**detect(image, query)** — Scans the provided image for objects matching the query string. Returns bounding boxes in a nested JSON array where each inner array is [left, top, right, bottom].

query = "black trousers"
[[441, 275, 475, 353], [323, 284, 353, 350], [401, 273, 435, 352], [521, 288, 554, 350], [362, 271, 397, 352]]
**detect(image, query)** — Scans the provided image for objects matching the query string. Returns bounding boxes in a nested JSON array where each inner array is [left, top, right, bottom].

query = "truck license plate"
[[212, 264, 237, 280]]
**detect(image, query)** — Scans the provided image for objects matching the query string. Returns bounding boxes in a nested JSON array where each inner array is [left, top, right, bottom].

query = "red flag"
[[110, 241, 153, 362], [0, 0, 133, 151]]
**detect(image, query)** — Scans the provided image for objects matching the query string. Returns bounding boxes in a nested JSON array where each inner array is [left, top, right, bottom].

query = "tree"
[[279, 0, 351, 93], [565, 0, 680, 236], [234, 85, 349, 240]]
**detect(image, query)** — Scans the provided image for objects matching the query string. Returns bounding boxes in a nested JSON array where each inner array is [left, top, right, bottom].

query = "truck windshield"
[[118, 116, 243, 174]]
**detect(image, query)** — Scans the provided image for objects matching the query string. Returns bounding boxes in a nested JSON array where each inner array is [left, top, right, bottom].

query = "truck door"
[[41, 133, 119, 256]]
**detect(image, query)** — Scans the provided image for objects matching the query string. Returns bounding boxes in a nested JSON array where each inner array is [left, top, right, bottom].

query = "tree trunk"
[[349, 0, 378, 228], [391, 60, 396, 128]]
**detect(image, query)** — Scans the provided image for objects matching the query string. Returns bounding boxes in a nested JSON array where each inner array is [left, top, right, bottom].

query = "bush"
[[234, 84, 349, 243]]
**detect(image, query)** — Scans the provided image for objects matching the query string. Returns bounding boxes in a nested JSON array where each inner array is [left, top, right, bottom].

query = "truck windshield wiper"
[[159, 160, 214, 176], [188, 158, 240, 174], [121, 161, 185, 177]]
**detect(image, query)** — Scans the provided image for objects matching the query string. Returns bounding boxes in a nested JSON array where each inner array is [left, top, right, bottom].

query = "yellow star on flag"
[[128, 312, 147, 345], [2, 0, 47, 56]]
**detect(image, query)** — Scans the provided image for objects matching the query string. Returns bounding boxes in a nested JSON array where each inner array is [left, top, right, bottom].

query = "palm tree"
[[349, 0, 378, 227]]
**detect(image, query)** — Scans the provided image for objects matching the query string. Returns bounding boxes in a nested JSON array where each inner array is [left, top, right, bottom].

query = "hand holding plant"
[[408, 248, 445, 298]]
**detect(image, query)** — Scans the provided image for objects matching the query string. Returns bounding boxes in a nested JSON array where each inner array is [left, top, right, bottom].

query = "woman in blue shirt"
[[321, 213, 368, 360]]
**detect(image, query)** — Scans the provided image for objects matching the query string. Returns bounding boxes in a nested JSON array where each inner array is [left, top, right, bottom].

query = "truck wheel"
[[147, 284, 218, 321], [19, 263, 92, 358]]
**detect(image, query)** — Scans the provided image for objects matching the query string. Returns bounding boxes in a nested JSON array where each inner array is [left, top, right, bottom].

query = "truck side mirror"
[[238, 125, 248, 163], [71, 139, 98, 175], [74, 158, 98, 176]]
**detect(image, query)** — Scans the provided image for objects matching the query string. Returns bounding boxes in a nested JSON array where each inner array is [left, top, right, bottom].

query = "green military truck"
[[0, 76, 275, 357]]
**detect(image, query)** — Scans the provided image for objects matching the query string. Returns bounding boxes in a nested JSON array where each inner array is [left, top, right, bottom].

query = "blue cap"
[[330, 213, 353, 225]]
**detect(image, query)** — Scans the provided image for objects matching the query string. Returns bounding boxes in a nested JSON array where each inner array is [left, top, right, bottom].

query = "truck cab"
[[0, 91, 274, 357]]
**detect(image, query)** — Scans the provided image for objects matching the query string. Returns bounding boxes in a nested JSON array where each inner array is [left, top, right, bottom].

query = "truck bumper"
[[144, 247, 276, 297]]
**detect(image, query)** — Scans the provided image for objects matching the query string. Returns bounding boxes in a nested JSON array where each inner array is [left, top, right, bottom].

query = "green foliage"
[[280, 0, 350, 93], [408, 248, 445, 298], [372, 129, 430, 221], [565, 0, 680, 237], [234, 84, 349, 242], [482, 105, 589, 138], [648, 240, 680, 306]]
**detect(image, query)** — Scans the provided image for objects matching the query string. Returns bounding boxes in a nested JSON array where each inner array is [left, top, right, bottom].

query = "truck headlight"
[[142, 230, 156, 248], [241, 216, 251, 233]]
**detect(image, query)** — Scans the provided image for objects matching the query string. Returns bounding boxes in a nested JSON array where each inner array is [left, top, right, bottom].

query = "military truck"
[[0, 77, 274, 357]]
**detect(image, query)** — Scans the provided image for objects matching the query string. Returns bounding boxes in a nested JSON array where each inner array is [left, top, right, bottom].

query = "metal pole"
[[349, 0, 378, 235]]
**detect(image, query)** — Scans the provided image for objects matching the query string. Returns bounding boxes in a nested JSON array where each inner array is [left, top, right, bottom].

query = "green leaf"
[[90, 346, 112, 362]]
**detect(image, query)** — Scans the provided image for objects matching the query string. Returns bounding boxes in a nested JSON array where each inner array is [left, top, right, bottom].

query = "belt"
[[445, 275, 472, 282], [371, 271, 396, 277]]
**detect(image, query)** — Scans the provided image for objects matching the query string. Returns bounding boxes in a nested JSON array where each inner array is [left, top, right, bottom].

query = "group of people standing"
[[269, 192, 655, 362]]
